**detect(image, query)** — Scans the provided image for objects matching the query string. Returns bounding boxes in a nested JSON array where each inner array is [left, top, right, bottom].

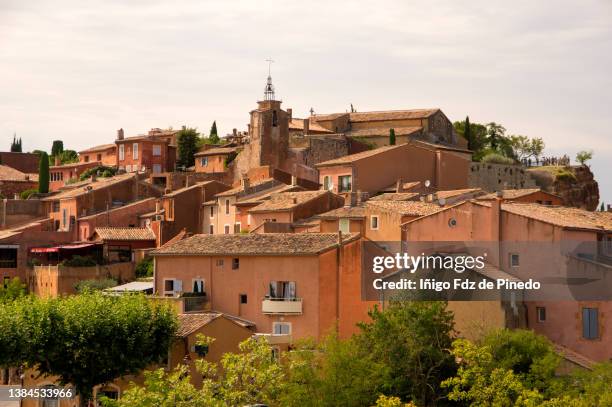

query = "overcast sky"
[[1, 0, 611, 204]]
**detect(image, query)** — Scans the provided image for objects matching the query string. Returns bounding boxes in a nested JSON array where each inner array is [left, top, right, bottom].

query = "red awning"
[[30, 243, 96, 253]]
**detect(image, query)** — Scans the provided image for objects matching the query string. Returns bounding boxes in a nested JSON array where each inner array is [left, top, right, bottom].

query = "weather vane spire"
[[264, 57, 276, 100]]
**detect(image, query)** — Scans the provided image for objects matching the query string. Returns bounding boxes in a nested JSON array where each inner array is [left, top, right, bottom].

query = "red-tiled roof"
[[78, 144, 116, 154], [348, 109, 439, 122], [0, 165, 38, 182], [316, 145, 400, 167], [248, 191, 329, 213], [289, 119, 334, 133], [502, 203, 612, 232], [347, 126, 422, 138], [94, 227, 156, 241], [152, 233, 359, 256], [366, 200, 443, 216]]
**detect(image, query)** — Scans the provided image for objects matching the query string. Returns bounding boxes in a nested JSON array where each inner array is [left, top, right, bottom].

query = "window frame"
[[510, 253, 520, 268], [338, 175, 352, 193], [132, 143, 139, 160], [118, 144, 125, 161], [582, 307, 599, 340], [370, 215, 379, 230], [272, 322, 292, 335], [152, 144, 162, 156], [536, 306, 546, 322]]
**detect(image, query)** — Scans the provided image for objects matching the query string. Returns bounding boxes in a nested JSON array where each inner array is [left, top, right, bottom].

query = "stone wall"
[[468, 162, 537, 192]]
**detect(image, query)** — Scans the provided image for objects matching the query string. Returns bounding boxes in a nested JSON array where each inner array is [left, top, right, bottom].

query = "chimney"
[[303, 118, 310, 135], [232, 128, 237, 138], [242, 176, 250, 192], [54, 156, 61, 166], [292, 197, 298, 204], [90, 174, 97, 183], [356, 190, 363, 205], [117, 128, 124, 140], [185, 175, 192, 188], [287, 108, 293, 121], [291, 175, 297, 186], [395, 178, 403, 193], [155, 200, 161, 213]]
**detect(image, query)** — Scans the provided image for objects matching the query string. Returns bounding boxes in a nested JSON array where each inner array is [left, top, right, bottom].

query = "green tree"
[[176, 126, 200, 169], [453, 119, 488, 160], [600, 202, 606, 212], [0, 293, 178, 407], [135, 257, 154, 278], [389, 128, 396, 146], [356, 301, 457, 405], [442, 338, 546, 406], [281, 334, 386, 407], [38, 151, 50, 193], [51, 140, 64, 157], [464, 116, 472, 150], [509, 135, 545, 161], [59, 149, 79, 164], [209, 121, 220, 144], [109, 336, 284, 407], [0, 277, 26, 303], [486, 122, 506, 151], [10, 134, 22, 152], [576, 150, 593, 166]]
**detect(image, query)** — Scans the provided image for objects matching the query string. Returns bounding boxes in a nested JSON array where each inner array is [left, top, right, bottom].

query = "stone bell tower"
[[246, 64, 289, 172]]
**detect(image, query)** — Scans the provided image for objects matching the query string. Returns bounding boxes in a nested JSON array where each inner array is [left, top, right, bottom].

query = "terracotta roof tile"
[[553, 343, 596, 370], [317, 206, 367, 219], [215, 178, 279, 197], [194, 147, 240, 157], [42, 173, 136, 201], [152, 233, 359, 256], [366, 200, 443, 216], [502, 203, 612, 231], [348, 109, 439, 122], [176, 312, 255, 337], [289, 119, 334, 133], [249, 191, 329, 213], [78, 144, 116, 154], [478, 189, 557, 200], [0, 165, 38, 182], [369, 192, 420, 201], [435, 188, 482, 199], [310, 113, 349, 122], [347, 126, 422, 138], [316, 145, 400, 167], [94, 227, 156, 241]]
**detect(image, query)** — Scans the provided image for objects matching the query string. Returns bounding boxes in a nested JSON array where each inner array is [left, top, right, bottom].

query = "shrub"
[[134, 257, 153, 278], [60, 255, 97, 267], [79, 166, 117, 181], [74, 278, 118, 293], [481, 152, 514, 165], [20, 188, 38, 200]]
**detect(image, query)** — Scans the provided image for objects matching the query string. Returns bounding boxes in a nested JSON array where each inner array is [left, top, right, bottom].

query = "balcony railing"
[[262, 297, 303, 315], [254, 333, 293, 345], [182, 294, 208, 313]]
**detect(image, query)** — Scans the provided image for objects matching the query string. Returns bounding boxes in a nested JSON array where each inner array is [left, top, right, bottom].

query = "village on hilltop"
[[0, 74, 610, 405]]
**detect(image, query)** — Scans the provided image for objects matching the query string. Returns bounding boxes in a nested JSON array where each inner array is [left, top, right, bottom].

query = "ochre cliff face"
[[528, 165, 600, 211]]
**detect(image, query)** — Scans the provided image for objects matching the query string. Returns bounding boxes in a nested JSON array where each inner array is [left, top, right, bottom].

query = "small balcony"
[[262, 297, 303, 315], [182, 293, 208, 313], [254, 333, 293, 345]]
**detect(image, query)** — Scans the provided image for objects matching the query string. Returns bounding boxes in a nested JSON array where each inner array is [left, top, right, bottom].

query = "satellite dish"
[[439, 197, 447, 206], [424, 180, 431, 188]]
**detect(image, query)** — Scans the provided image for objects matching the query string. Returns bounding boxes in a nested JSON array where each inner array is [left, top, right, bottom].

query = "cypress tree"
[[38, 152, 50, 193], [600, 202, 606, 212], [389, 128, 396, 145], [465, 116, 472, 151], [10, 134, 18, 152], [209, 121, 220, 144], [51, 140, 64, 157]]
